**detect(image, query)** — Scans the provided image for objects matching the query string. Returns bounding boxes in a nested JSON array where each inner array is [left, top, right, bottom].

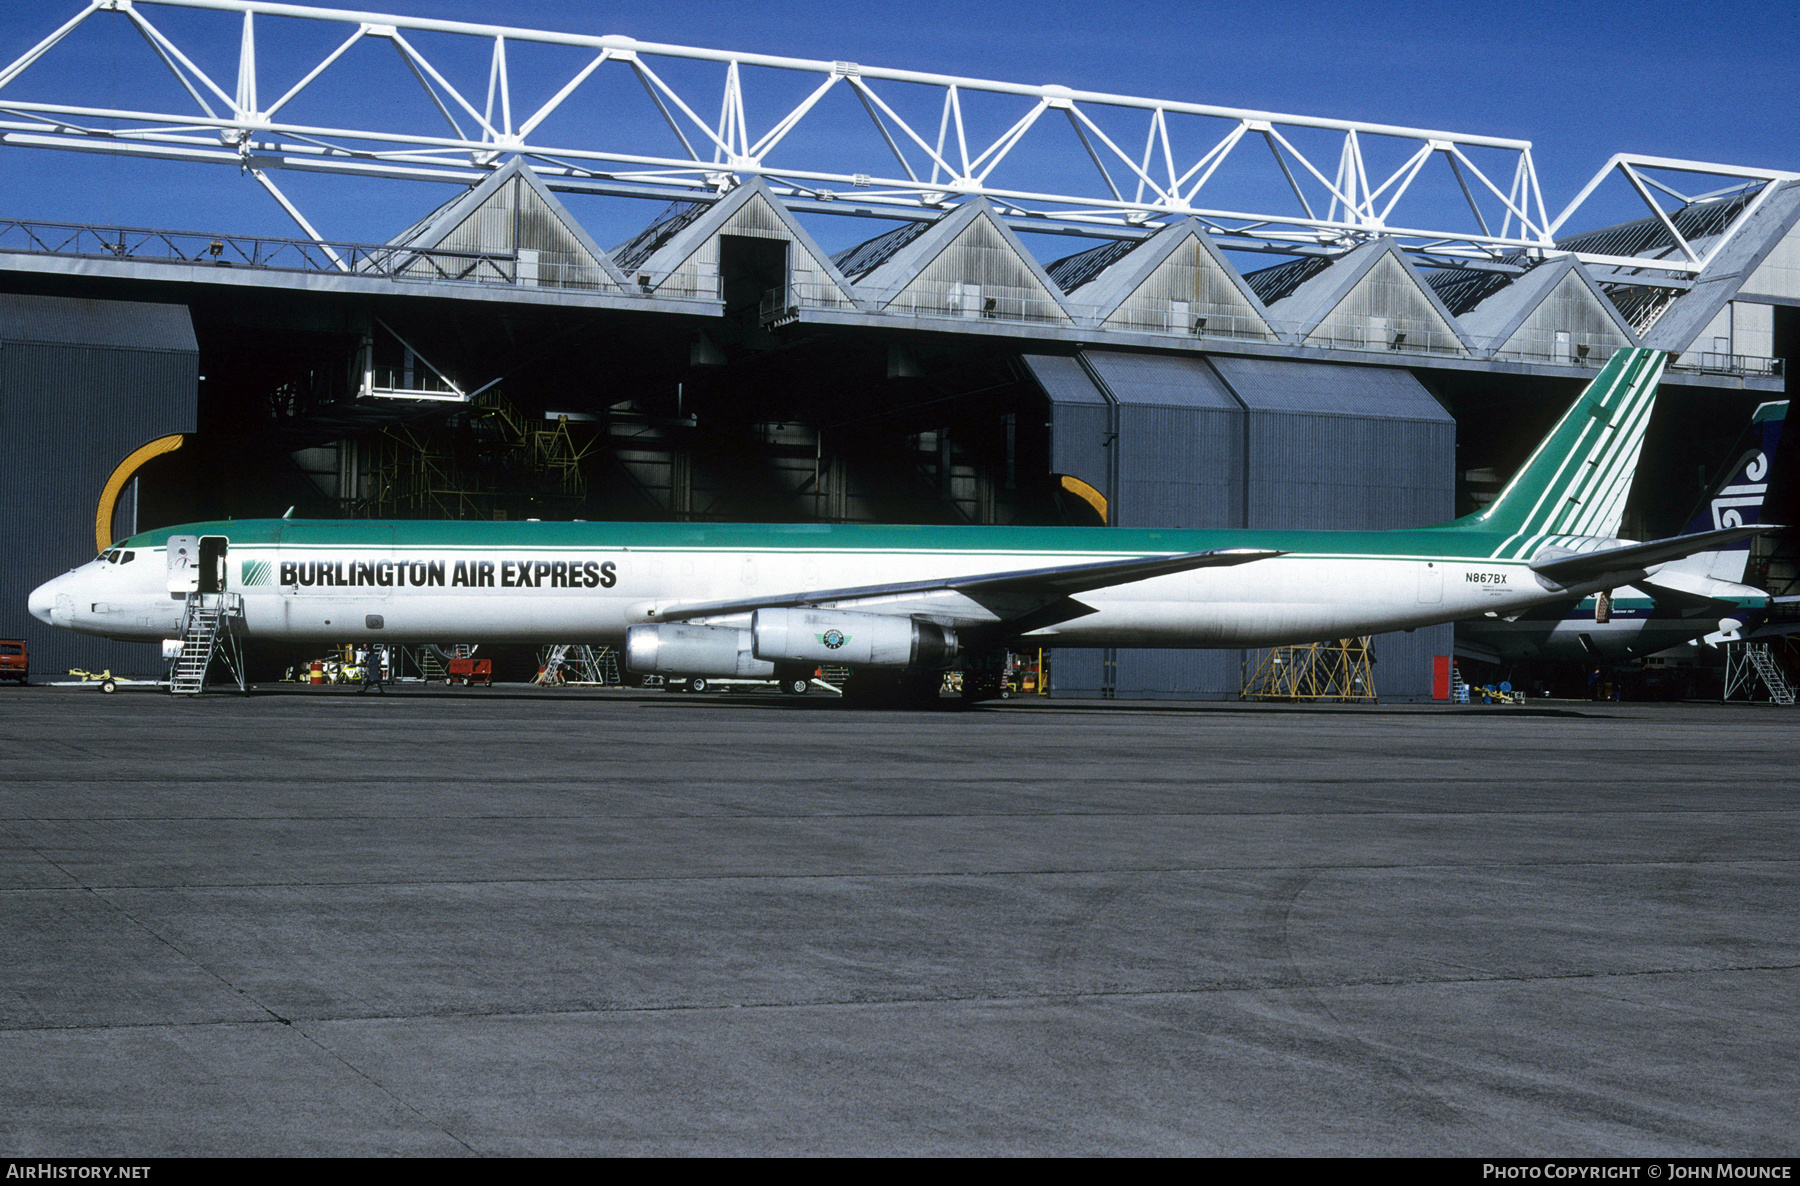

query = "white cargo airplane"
[[1460, 398, 1786, 664], [28, 348, 1774, 702]]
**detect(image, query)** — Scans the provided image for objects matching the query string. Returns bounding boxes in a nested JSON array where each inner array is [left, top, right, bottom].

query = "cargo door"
[[1417, 561, 1443, 604]]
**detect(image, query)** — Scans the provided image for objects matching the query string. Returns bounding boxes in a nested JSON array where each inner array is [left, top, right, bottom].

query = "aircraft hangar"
[[1, 1, 1795, 694]]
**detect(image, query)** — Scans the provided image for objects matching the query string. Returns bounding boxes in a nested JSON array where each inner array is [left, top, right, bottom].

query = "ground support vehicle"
[[60, 668, 168, 694], [446, 657, 492, 686], [0, 639, 25, 683], [668, 674, 823, 695]]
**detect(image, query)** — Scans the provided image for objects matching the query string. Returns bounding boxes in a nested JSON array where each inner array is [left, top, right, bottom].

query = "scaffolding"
[[1241, 637, 1377, 703], [536, 645, 623, 686], [359, 391, 600, 520]]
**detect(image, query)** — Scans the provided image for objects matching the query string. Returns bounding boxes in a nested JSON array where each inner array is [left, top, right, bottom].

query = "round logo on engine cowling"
[[820, 629, 847, 649]]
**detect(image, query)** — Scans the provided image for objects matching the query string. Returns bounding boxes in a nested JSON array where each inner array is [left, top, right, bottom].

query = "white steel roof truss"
[[1550, 155, 1799, 283], [0, 0, 1571, 259]]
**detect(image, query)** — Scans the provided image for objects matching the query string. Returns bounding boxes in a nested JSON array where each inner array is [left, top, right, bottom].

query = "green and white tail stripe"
[[1464, 348, 1667, 560]]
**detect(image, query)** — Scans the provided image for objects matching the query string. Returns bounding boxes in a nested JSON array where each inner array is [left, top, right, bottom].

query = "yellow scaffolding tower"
[[360, 391, 599, 520], [1241, 637, 1377, 703]]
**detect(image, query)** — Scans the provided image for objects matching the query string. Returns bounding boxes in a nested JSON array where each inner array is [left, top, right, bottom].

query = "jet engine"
[[752, 608, 958, 668], [624, 624, 775, 677]]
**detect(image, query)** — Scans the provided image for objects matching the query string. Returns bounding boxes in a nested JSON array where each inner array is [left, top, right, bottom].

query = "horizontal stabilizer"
[[1529, 526, 1776, 585], [1638, 568, 1768, 606], [653, 547, 1283, 623]]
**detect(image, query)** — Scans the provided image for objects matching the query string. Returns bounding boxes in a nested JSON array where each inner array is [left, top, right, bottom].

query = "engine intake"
[[752, 608, 958, 669], [625, 624, 775, 678]]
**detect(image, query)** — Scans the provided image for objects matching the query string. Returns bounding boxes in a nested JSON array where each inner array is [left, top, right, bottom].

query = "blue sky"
[[0, 0, 1793, 256]]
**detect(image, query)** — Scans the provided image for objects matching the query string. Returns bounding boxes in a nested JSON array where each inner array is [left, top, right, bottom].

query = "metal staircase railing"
[[535, 644, 622, 686], [1747, 645, 1796, 706], [536, 644, 572, 686], [1723, 641, 1796, 705], [168, 592, 246, 695], [579, 646, 621, 686], [416, 646, 447, 682]]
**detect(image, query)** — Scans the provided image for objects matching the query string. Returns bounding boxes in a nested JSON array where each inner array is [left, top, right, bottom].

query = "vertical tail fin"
[[1470, 347, 1668, 557], [1672, 399, 1788, 584]]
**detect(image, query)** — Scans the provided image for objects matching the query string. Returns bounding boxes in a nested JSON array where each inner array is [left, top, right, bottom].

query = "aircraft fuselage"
[[32, 519, 1627, 652]]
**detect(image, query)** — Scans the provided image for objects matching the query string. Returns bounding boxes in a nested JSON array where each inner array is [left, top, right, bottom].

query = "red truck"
[[0, 639, 26, 684]]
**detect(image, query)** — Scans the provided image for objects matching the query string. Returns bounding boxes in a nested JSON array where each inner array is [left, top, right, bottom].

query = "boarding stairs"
[[573, 645, 621, 685], [1723, 641, 1796, 705], [416, 647, 447, 682], [169, 592, 246, 695], [536, 644, 573, 685], [1750, 648, 1797, 705], [535, 645, 623, 686]]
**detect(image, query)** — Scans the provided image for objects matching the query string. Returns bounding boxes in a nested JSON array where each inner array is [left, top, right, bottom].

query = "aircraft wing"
[[649, 547, 1283, 624], [1529, 525, 1777, 585]]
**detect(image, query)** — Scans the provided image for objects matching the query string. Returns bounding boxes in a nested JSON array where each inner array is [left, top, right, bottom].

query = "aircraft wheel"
[[783, 677, 811, 695], [99, 679, 116, 694], [687, 677, 708, 693]]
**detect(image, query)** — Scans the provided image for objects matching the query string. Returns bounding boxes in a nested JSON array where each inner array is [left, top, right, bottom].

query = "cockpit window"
[[100, 550, 117, 563], [120, 551, 135, 564]]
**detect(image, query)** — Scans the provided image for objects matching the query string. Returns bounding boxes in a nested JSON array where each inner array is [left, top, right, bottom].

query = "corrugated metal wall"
[[429, 176, 616, 291], [1101, 238, 1271, 339], [1743, 220, 1800, 300], [900, 217, 1065, 322], [1302, 254, 1461, 352], [655, 192, 853, 307], [1083, 352, 1242, 530], [514, 179, 615, 291], [1209, 355, 1455, 700], [716, 194, 851, 308], [1023, 350, 1457, 702], [1499, 272, 1633, 362], [1022, 355, 1111, 697], [0, 296, 197, 678], [1082, 352, 1245, 698], [1026, 355, 1112, 489]]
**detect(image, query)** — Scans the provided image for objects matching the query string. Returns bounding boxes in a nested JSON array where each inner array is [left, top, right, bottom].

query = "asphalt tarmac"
[[0, 683, 1795, 1156]]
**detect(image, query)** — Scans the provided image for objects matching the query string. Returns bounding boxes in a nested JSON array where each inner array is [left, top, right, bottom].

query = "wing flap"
[[651, 547, 1282, 624]]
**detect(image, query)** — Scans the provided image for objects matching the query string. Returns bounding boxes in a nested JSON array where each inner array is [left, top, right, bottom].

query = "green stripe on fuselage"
[[121, 518, 1525, 564]]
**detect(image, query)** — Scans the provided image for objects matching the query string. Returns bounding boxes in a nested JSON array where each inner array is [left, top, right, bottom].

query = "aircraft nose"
[[27, 576, 58, 625]]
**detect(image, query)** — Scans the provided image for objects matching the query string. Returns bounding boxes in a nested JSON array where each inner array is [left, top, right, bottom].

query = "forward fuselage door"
[[167, 534, 199, 594], [198, 536, 229, 594]]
